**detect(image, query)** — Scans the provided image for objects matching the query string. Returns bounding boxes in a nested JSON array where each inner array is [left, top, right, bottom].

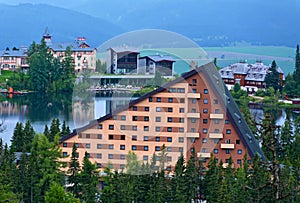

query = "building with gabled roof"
[[219, 61, 285, 93], [139, 55, 176, 76], [0, 47, 29, 72], [42, 28, 97, 73], [60, 62, 264, 171]]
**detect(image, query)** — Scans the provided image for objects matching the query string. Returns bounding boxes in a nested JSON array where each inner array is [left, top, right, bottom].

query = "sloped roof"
[[0, 50, 27, 57], [61, 62, 265, 160], [109, 47, 140, 54], [140, 55, 176, 62], [47, 40, 95, 52]]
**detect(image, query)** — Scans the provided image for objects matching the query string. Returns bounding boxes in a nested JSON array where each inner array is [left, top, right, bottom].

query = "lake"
[[0, 92, 296, 145]]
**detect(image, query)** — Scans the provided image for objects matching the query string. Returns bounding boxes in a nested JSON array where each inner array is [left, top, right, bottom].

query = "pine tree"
[[171, 153, 186, 202], [294, 44, 300, 82], [23, 120, 35, 152], [49, 118, 60, 142], [185, 151, 198, 201], [45, 182, 80, 203], [265, 60, 281, 92], [10, 122, 24, 152], [80, 152, 98, 203], [67, 143, 81, 197], [61, 120, 71, 137]]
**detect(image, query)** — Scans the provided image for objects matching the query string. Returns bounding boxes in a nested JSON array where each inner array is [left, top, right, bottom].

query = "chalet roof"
[[61, 62, 265, 160], [139, 55, 176, 62], [109, 47, 140, 54], [0, 49, 27, 57], [47, 39, 95, 52]]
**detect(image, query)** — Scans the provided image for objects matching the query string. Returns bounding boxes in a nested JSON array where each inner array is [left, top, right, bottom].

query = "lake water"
[[0, 92, 296, 145]]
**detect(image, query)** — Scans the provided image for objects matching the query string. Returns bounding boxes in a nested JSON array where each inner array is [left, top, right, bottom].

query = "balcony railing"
[[220, 143, 235, 149], [186, 132, 199, 138], [186, 112, 200, 118], [209, 133, 223, 139], [187, 93, 201, 99], [197, 152, 211, 158], [210, 113, 224, 119]]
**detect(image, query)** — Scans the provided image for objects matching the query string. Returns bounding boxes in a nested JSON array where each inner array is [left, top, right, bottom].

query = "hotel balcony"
[[209, 133, 223, 139], [222, 163, 235, 168], [187, 93, 201, 99], [186, 132, 200, 138], [198, 152, 211, 158], [186, 112, 200, 118], [210, 113, 224, 119], [220, 143, 235, 149]]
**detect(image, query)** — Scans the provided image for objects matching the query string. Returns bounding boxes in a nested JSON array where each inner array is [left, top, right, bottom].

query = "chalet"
[[139, 55, 175, 76], [0, 47, 29, 73]]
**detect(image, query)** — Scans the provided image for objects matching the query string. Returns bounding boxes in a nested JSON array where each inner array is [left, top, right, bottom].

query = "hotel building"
[[219, 61, 285, 93], [60, 62, 264, 170]]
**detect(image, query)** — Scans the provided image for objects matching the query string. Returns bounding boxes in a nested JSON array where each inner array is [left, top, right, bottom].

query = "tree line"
[[0, 112, 299, 202], [7, 39, 76, 92]]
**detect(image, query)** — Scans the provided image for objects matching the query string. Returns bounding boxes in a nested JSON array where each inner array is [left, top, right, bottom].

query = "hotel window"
[[78, 134, 82, 138], [203, 99, 208, 104], [86, 153, 90, 158], [168, 117, 172, 122], [85, 143, 90, 148], [144, 136, 149, 141], [214, 129, 219, 133], [168, 108, 173, 112], [167, 147, 172, 152], [179, 147, 183, 152], [226, 139, 231, 144], [144, 116, 149, 121], [213, 99, 218, 104], [156, 117, 161, 122], [202, 148, 207, 153], [167, 127, 172, 132], [192, 79, 197, 85], [177, 88, 185, 93], [132, 145, 137, 150], [202, 128, 207, 134], [63, 143, 67, 147], [156, 137, 160, 142], [132, 135, 137, 141], [144, 146, 149, 151], [149, 97, 153, 102], [121, 125, 125, 130], [179, 127, 184, 133], [109, 125, 114, 130], [133, 106, 138, 111], [132, 116, 138, 121], [155, 146, 160, 151], [97, 134, 102, 139], [192, 99, 197, 104], [204, 89, 208, 94], [97, 153, 102, 159], [226, 149, 230, 154], [121, 115, 126, 120], [167, 156, 172, 162], [145, 107, 149, 111], [202, 138, 207, 143], [97, 144, 102, 149], [237, 159, 242, 165], [179, 118, 184, 123], [109, 135, 114, 140], [120, 164, 125, 169], [157, 97, 161, 102], [226, 129, 231, 134], [179, 108, 184, 113], [179, 137, 184, 143], [113, 115, 117, 120], [144, 126, 149, 131], [192, 89, 197, 93], [191, 118, 197, 123], [86, 134, 90, 139], [191, 108, 197, 113], [236, 140, 240, 144], [121, 135, 125, 140], [63, 152, 68, 157], [225, 120, 230, 124], [215, 109, 220, 113], [215, 119, 220, 124], [191, 128, 196, 133], [167, 137, 172, 142], [168, 98, 173, 103], [203, 119, 208, 124], [143, 155, 149, 161], [98, 124, 102, 129], [166, 166, 171, 171], [132, 126, 137, 131], [238, 149, 242, 154], [120, 155, 125, 160], [169, 88, 176, 93], [75, 143, 79, 148], [203, 108, 208, 114], [214, 149, 218, 154], [156, 107, 161, 112], [214, 139, 219, 144], [109, 144, 114, 149], [156, 127, 161, 132], [108, 154, 113, 159], [120, 145, 125, 150], [180, 98, 185, 103]]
